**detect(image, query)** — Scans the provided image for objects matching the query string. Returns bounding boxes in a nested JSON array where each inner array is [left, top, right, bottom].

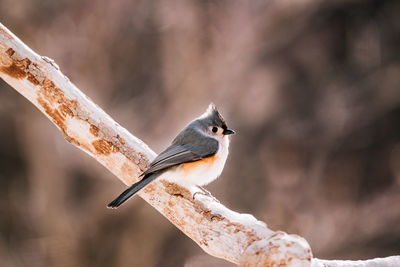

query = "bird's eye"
[[212, 126, 218, 133]]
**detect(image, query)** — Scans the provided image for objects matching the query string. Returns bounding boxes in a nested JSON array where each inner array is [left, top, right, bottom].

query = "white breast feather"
[[160, 136, 230, 187]]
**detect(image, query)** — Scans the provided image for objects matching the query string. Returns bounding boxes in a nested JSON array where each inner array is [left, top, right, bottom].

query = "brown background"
[[0, 0, 400, 266]]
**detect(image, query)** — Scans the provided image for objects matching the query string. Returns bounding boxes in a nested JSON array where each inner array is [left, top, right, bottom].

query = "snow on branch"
[[0, 23, 398, 267], [312, 256, 400, 267]]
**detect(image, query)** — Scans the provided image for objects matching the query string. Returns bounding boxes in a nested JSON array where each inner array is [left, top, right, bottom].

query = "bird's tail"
[[107, 173, 159, 209]]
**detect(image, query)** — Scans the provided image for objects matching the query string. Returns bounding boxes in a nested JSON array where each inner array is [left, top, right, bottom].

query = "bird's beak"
[[223, 129, 235, 135]]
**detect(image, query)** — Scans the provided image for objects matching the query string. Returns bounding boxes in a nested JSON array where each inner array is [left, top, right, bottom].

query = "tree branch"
[[0, 23, 398, 266], [312, 256, 400, 267]]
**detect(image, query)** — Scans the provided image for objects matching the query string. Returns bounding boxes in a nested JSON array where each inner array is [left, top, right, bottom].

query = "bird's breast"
[[177, 138, 229, 186], [160, 138, 229, 187], [180, 156, 218, 175]]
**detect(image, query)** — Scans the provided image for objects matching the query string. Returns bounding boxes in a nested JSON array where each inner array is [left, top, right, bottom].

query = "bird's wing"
[[142, 138, 219, 176]]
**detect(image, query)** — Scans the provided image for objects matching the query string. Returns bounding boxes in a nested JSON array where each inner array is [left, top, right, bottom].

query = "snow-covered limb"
[[0, 23, 398, 267], [0, 23, 311, 266], [312, 256, 400, 267]]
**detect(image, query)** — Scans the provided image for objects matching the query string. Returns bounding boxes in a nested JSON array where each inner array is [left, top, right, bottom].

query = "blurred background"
[[1, 0, 400, 266]]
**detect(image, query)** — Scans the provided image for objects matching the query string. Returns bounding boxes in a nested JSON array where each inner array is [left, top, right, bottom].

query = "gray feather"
[[142, 128, 218, 176], [107, 173, 160, 208]]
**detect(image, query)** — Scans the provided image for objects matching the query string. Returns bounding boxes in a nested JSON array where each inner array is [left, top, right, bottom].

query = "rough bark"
[[0, 23, 398, 266]]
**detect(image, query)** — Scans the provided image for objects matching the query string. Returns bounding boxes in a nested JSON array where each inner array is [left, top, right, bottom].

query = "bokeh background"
[[1, 0, 400, 266]]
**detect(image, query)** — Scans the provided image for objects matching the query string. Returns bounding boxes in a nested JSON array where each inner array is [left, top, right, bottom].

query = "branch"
[[312, 256, 400, 267], [0, 23, 398, 266]]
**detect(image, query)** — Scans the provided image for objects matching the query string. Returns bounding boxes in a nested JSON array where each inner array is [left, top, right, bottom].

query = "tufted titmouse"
[[107, 103, 235, 208]]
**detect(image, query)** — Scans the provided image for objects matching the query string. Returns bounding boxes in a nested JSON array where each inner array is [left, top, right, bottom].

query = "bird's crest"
[[200, 103, 227, 127]]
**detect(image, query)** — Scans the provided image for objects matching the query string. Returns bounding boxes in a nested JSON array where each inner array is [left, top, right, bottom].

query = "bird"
[[107, 103, 235, 208]]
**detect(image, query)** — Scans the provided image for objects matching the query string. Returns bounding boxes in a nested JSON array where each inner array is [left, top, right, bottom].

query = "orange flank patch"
[[180, 155, 218, 175]]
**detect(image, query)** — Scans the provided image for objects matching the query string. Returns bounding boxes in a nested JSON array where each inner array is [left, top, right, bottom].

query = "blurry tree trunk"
[[20, 105, 80, 267], [0, 23, 399, 267]]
